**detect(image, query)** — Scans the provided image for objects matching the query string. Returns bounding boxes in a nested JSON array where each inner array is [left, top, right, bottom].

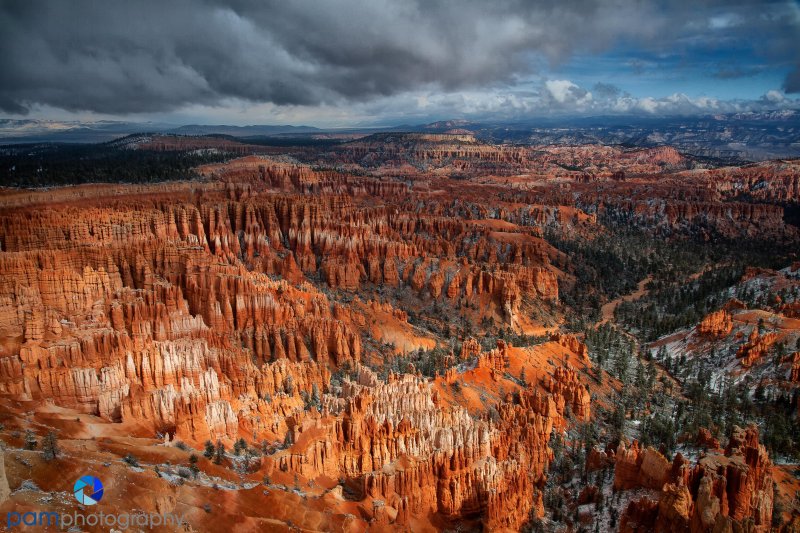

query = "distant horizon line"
[[2, 109, 799, 132]]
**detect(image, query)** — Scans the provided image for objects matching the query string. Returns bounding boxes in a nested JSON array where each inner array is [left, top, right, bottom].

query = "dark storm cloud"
[[0, 0, 798, 115], [785, 65, 800, 93], [592, 83, 622, 99], [712, 65, 766, 79]]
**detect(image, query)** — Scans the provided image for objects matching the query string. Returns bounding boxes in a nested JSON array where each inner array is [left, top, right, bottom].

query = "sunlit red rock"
[[621, 425, 775, 533], [613, 441, 670, 491], [697, 309, 733, 337], [2, 142, 797, 530]]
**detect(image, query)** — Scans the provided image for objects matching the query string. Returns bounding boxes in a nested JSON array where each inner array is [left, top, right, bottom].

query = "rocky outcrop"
[[459, 337, 482, 361], [586, 446, 615, 472], [697, 310, 733, 337], [620, 425, 774, 533], [3, 143, 795, 530], [791, 352, 800, 383], [737, 329, 779, 368], [701, 160, 800, 204], [0, 445, 9, 505], [0, 170, 597, 531], [695, 427, 721, 451], [613, 441, 670, 491], [476, 339, 512, 376], [541, 364, 591, 421], [550, 333, 590, 362], [596, 198, 791, 239], [0, 192, 370, 442], [273, 365, 558, 530], [619, 497, 660, 533]]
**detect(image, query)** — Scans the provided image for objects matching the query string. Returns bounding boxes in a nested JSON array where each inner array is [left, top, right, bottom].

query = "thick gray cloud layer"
[[785, 66, 800, 93], [1, 0, 798, 117]]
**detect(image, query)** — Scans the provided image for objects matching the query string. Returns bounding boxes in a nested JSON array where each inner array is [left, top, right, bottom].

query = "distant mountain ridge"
[[0, 119, 321, 144], [167, 124, 320, 137], [2, 112, 799, 160], [0, 119, 167, 143]]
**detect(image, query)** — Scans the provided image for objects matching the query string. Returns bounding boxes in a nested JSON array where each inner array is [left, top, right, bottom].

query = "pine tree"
[[646, 359, 657, 392], [242, 447, 258, 474], [612, 402, 626, 442], [634, 358, 646, 392], [233, 437, 247, 456], [203, 440, 215, 459], [41, 431, 59, 461], [188, 454, 199, 478], [613, 342, 632, 383], [24, 429, 37, 450], [214, 440, 225, 465]]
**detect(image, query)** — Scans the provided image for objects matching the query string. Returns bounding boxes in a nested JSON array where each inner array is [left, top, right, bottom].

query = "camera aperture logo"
[[6, 475, 185, 530], [73, 475, 103, 505]]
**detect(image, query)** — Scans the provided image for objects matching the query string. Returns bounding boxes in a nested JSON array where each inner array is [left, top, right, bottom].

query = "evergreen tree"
[[41, 431, 59, 461], [214, 440, 225, 465], [24, 430, 37, 450], [612, 402, 626, 442], [203, 440, 215, 459], [634, 358, 646, 392], [646, 359, 657, 392], [657, 345, 668, 362], [188, 454, 200, 478], [613, 343, 632, 383], [233, 437, 247, 456]]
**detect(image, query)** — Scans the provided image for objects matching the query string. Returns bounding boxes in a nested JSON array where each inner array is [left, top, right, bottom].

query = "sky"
[[1, 0, 799, 127]]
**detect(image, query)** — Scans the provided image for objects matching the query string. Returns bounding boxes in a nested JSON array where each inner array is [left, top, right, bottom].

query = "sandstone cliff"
[[620, 425, 775, 533]]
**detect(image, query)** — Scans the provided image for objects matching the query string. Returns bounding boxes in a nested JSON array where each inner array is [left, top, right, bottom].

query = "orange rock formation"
[[620, 426, 775, 533], [697, 310, 733, 337]]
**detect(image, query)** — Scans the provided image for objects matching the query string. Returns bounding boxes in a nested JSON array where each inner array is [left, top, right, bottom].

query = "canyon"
[[0, 133, 798, 531]]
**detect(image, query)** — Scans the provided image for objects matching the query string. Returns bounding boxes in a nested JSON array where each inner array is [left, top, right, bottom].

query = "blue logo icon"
[[73, 476, 103, 505]]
